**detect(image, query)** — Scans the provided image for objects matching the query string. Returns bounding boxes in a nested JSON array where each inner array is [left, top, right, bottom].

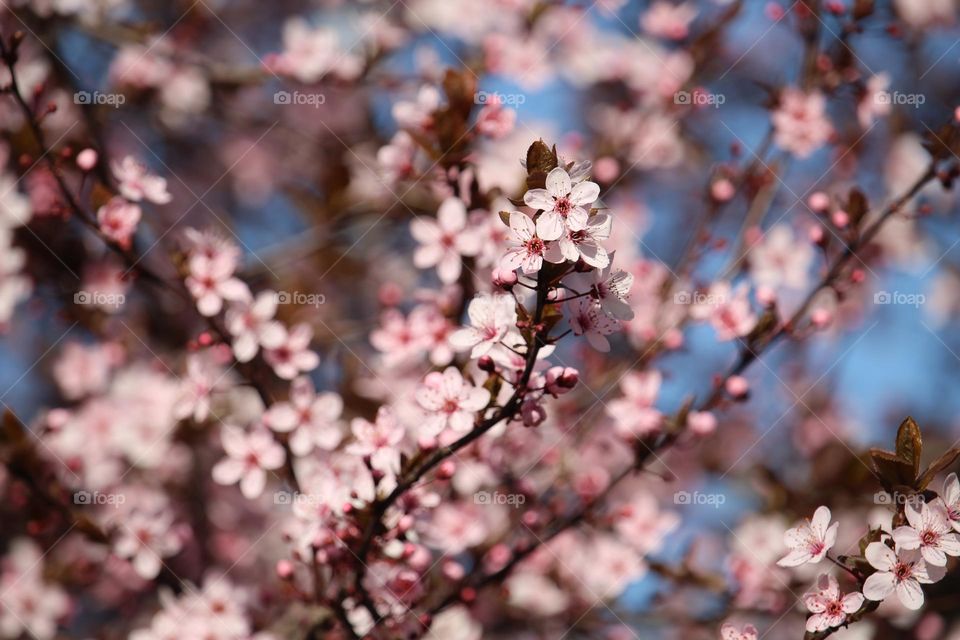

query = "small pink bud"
[[756, 285, 777, 307], [276, 560, 294, 579], [493, 267, 518, 288], [593, 156, 619, 183], [687, 411, 717, 435], [811, 308, 832, 328], [663, 328, 684, 350], [808, 192, 830, 212], [725, 375, 749, 398], [711, 178, 735, 202], [76, 148, 98, 171], [478, 355, 496, 372], [442, 560, 465, 581], [850, 269, 866, 284], [832, 210, 849, 228], [808, 225, 824, 245], [436, 460, 456, 480], [955, 106, 960, 123]]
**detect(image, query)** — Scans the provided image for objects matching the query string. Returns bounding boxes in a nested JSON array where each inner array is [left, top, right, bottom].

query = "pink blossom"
[[264, 376, 343, 456], [416, 366, 490, 436], [212, 425, 286, 499], [942, 473, 960, 532], [393, 86, 441, 131], [185, 254, 251, 317], [748, 225, 814, 290], [771, 88, 833, 159], [0, 540, 69, 640], [113, 509, 183, 579], [777, 505, 838, 566], [500, 211, 548, 274], [111, 156, 172, 204], [862, 542, 945, 610], [690, 282, 756, 341], [271, 17, 363, 82], [97, 197, 142, 249], [174, 354, 227, 423], [567, 263, 635, 320], [476, 98, 516, 139], [347, 407, 405, 475], [449, 293, 517, 358], [523, 167, 600, 241], [52, 341, 119, 400], [891, 499, 960, 566], [547, 211, 611, 268], [615, 493, 680, 554], [568, 297, 619, 352], [411, 198, 482, 283], [606, 370, 663, 438], [803, 574, 864, 633], [224, 291, 286, 363], [720, 623, 758, 640], [263, 323, 320, 380], [642, 1, 697, 40]]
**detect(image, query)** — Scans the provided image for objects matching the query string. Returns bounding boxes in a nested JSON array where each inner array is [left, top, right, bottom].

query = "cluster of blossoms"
[[96, 156, 170, 250]]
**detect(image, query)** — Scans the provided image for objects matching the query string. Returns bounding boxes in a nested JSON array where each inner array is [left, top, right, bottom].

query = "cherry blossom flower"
[[212, 425, 286, 499], [113, 509, 183, 579], [943, 472, 960, 532], [52, 341, 119, 400], [411, 197, 482, 283], [0, 540, 69, 640], [0, 173, 32, 227], [642, 1, 697, 40], [548, 211, 611, 268], [416, 366, 490, 436], [615, 492, 680, 554], [174, 354, 227, 423], [347, 407, 405, 476], [500, 211, 548, 274], [264, 376, 343, 456], [606, 370, 663, 439], [862, 542, 945, 610], [567, 262, 635, 320], [771, 88, 833, 159], [523, 167, 600, 241], [263, 323, 320, 380], [777, 505, 838, 567], [377, 131, 419, 185], [393, 86, 441, 131], [748, 225, 813, 290], [271, 17, 363, 82], [475, 97, 516, 139], [892, 499, 960, 566], [185, 254, 251, 317], [689, 281, 756, 342], [111, 156, 172, 204], [720, 623, 758, 640], [449, 293, 518, 358], [568, 297, 619, 352], [224, 291, 286, 363], [803, 574, 864, 633], [97, 196, 142, 249]]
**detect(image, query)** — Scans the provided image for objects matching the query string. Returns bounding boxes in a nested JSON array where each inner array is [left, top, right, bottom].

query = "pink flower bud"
[[545, 366, 578, 395], [492, 267, 518, 288], [76, 148, 98, 171], [808, 192, 830, 212], [811, 308, 832, 328], [593, 156, 619, 183], [711, 178, 735, 202], [725, 375, 749, 398], [276, 560, 294, 579], [437, 460, 456, 480], [687, 411, 717, 435], [756, 285, 777, 307], [442, 560, 465, 581], [831, 210, 849, 228]]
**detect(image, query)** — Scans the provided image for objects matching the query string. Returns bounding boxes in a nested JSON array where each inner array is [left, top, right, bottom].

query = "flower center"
[[554, 197, 573, 216], [921, 530, 939, 546], [893, 562, 912, 582]]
